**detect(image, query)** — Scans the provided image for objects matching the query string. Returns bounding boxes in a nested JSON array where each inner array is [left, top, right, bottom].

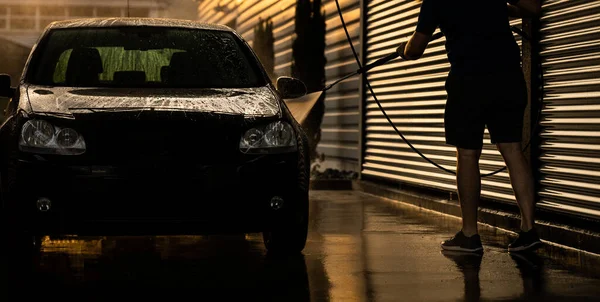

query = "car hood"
[[24, 85, 281, 117]]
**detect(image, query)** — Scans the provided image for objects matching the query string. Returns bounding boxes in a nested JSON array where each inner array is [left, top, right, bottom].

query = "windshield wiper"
[[68, 107, 155, 112], [68, 107, 245, 116], [31, 111, 75, 119]]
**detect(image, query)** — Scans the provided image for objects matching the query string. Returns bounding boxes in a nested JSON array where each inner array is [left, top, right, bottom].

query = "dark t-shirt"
[[415, 0, 522, 75]]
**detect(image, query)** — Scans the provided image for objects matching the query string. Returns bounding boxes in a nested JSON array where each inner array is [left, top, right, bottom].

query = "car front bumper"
[[7, 153, 301, 235]]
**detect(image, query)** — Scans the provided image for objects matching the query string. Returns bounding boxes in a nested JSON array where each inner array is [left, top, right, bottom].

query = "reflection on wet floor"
[[441, 251, 483, 302], [4, 234, 310, 300], [3, 190, 600, 301]]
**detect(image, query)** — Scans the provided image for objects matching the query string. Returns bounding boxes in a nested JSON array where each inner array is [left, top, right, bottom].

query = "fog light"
[[37, 197, 51, 212], [270, 196, 284, 210]]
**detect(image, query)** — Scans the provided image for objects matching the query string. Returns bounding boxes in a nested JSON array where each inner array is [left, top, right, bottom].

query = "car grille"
[[75, 113, 244, 166]]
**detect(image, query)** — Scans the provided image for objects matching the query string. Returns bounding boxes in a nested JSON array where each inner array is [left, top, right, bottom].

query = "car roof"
[[46, 17, 234, 32]]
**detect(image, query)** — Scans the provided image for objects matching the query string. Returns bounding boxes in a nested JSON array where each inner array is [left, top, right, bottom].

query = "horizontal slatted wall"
[[197, 0, 296, 79], [362, 0, 524, 203], [319, 0, 361, 167], [197, 0, 238, 29], [198, 0, 361, 171], [538, 0, 600, 218], [235, 0, 296, 77]]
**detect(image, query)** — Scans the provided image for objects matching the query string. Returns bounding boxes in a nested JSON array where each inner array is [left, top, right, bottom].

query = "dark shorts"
[[444, 70, 528, 150]]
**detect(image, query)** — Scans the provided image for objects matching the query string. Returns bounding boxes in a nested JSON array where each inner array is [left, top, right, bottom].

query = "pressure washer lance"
[[324, 32, 445, 91]]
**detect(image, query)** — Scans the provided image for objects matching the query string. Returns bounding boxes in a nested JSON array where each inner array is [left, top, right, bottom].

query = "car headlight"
[[240, 121, 297, 154], [19, 119, 86, 155]]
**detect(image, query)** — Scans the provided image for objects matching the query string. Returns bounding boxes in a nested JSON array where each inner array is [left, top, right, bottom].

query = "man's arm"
[[508, 0, 542, 18], [402, 32, 434, 60], [401, 0, 438, 61]]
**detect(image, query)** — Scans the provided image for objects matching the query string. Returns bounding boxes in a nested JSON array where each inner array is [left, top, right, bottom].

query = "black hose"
[[331, 0, 541, 178]]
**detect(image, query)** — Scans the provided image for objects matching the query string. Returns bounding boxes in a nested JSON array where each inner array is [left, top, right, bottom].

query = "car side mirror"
[[276, 76, 307, 99], [0, 74, 14, 98]]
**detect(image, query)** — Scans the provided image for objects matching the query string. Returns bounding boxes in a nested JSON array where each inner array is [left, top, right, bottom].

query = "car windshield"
[[27, 26, 266, 88]]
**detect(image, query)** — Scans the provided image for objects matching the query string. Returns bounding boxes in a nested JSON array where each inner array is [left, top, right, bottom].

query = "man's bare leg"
[[457, 148, 483, 237], [497, 142, 535, 231]]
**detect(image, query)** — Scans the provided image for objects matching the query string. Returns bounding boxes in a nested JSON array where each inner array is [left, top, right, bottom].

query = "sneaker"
[[508, 229, 543, 252], [441, 231, 484, 253]]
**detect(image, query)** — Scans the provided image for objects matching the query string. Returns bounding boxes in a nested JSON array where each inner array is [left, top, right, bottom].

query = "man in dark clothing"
[[398, 0, 542, 253]]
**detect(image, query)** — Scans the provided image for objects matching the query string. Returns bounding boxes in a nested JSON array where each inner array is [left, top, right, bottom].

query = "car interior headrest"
[[169, 52, 191, 68], [65, 47, 104, 86], [168, 52, 211, 87]]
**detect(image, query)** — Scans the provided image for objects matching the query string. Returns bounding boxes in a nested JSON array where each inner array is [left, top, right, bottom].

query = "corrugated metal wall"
[[361, 0, 524, 203], [538, 0, 600, 218], [197, 0, 360, 170], [236, 0, 297, 77], [319, 0, 361, 169], [197, 0, 297, 78]]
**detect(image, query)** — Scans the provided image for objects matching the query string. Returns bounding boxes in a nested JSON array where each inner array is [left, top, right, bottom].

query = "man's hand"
[[396, 42, 408, 60]]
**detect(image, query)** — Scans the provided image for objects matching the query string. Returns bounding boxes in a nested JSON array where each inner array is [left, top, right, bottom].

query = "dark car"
[[0, 18, 311, 253]]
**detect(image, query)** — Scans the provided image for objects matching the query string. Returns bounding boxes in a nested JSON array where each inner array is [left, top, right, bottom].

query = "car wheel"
[[0, 147, 18, 216], [263, 129, 310, 254], [0, 172, 5, 218], [262, 193, 308, 254], [0, 170, 11, 227], [0, 151, 40, 253]]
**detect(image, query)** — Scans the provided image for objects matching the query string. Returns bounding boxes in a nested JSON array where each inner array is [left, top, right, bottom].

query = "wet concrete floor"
[[2, 190, 600, 301]]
